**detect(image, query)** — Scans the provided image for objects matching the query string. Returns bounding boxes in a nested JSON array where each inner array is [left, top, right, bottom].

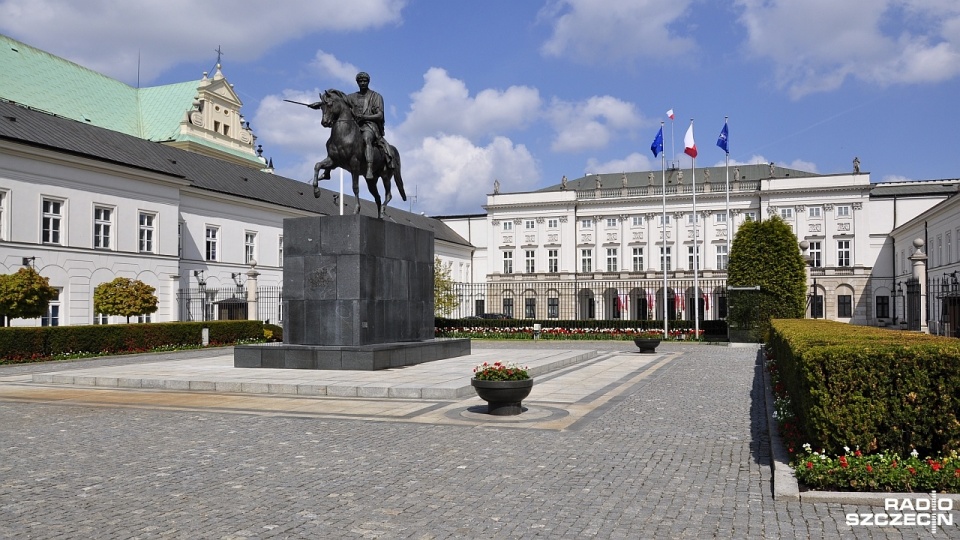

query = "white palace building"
[[2, 33, 959, 336]]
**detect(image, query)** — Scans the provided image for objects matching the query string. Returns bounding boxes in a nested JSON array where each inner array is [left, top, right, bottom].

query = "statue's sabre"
[[283, 99, 312, 106]]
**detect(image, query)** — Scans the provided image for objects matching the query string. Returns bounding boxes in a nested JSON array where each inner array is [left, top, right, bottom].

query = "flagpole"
[[690, 119, 700, 341], [670, 116, 675, 168], [661, 121, 668, 338], [723, 117, 731, 272]]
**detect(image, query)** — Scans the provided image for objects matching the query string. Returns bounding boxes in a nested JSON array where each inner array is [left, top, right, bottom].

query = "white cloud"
[[311, 50, 360, 87], [725, 155, 818, 173], [398, 68, 541, 142], [0, 0, 405, 84], [405, 135, 540, 215], [736, 0, 960, 98], [585, 153, 655, 176], [539, 0, 696, 64], [548, 96, 642, 152]]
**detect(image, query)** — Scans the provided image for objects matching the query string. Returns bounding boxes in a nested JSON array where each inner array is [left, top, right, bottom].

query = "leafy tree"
[[93, 277, 159, 323], [727, 215, 807, 340], [0, 267, 59, 326], [434, 256, 458, 317]]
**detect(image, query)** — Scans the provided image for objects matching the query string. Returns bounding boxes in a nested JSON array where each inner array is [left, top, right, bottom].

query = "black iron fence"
[[929, 274, 960, 337], [441, 278, 730, 321], [177, 286, 283, 325]]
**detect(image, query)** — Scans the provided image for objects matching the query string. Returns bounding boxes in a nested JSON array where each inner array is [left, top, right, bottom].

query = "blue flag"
[[716, 123, 729, 154], [650, 127, 664, 158]]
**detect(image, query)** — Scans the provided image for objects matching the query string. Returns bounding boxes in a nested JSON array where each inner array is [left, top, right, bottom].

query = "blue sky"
[[2, 0, 959, 216]]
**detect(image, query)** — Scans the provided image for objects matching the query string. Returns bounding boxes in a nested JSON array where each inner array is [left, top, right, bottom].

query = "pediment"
[[200, 78, 242, 107]]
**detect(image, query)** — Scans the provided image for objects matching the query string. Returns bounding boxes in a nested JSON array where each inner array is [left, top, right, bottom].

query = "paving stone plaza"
[[0, 341, 955, 539]]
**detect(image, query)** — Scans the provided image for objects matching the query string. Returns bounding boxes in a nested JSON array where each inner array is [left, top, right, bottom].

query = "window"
[[137, 313, 152, 323], [139, 212, 155, 253], [503, 251, 513, 274], [659, 215, 671, 226], [606, 248, 618, 272], [660, 246, 672, 271], [606, 218, 617, 228], [502, 297, 514, 318], [525, 220, 535, 230], [687, 245, 701, 269], [715, 212, 727, 224], [525, 250, 536, 273], [632, 247, 643, 272], [876, 296, 890, 319], [548, 297, 559, 318], [41, 288, 61, 327], [837, 239, 851, 267], [808, 206, 822, 219], [632, 216, 643, 227], [94, 312, 108, 325], [547, 249, 558, 273], [502, 221, 513, 231], [808, 241, 822, 267], [547, 218, 558, 229], [524, 297, 536, 318], [178, 221, 184, 257], [937, 235, 943, 266], [838, 294, 852, 318], [581, 249, 593, 273], [245, 232, 257, 264], [779, 207, 793, 220], [811, 295, 824, 318], [205, 226, 219, 261], [836, 205, 851, 217], [743, 212, 756, 222], [580, 219, 593, 229], [42, 198, 63, 244], [94, 206, 112, 249], [278, 236, 284, 267], [947, 231, 952, 265], [716, 244, 728, 270], [686, 213, 700, 225]]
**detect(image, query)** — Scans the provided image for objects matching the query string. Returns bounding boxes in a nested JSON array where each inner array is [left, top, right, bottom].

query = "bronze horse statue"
[[311, 89, 406, 218]]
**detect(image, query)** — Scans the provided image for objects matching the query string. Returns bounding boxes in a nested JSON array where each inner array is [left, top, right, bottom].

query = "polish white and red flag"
[[666, 109, 675, 120], [684, 123, 698, 158]]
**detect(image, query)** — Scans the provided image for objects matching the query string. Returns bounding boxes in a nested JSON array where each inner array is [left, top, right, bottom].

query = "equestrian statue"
[[306, 72, 406, 218]]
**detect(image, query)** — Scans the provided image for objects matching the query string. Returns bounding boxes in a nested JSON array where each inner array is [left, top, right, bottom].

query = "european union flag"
[[650, 127, 664, 158], [716, 123, 729, 154]]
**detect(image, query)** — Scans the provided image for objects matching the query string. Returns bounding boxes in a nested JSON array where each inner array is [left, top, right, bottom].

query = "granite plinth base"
[[234, 339, 471, 371]]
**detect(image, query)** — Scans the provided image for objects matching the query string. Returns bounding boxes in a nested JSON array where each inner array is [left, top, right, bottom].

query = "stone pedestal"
[[235, 215, 470, 370]]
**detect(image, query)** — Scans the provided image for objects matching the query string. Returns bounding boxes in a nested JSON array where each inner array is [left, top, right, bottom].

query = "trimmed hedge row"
[[768, 319, 960, 456], [0, 320, 264, 364], [435, 317, 727, 336]]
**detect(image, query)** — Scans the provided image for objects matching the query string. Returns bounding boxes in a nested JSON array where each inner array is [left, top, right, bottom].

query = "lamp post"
[[799, 241, 817, 318], [194, 270, 207, 321]]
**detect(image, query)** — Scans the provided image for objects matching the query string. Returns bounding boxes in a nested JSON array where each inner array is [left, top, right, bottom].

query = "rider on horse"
[[345, 72, 394, 179]]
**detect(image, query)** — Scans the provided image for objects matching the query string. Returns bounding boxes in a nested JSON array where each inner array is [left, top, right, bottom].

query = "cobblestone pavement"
[[0, 342, 954, 539]]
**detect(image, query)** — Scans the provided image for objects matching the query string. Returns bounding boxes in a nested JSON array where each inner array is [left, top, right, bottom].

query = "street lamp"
[[21, 256, 35, 268]]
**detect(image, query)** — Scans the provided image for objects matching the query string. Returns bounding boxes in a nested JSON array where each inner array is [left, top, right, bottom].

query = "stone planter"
[[470, 378, 534, 416], [633, 338, 661, 353]]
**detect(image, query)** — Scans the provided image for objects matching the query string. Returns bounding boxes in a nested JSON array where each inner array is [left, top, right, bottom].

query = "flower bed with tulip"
[[438, 326, 704, 341], [767, 318, 960, 492]]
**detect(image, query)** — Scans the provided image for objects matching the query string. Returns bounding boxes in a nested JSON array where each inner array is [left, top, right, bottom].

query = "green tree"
[[93, 277, 159, 323], [434, 256, 458, 317], [0, 267, 59, 326], [727, 215, 807, 340]]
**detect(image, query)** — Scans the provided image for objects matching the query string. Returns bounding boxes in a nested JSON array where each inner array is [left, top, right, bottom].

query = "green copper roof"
[[0, 33, 259, 165]]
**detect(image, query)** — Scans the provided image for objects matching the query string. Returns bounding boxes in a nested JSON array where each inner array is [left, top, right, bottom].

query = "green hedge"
[[0, 320, 264, 364], [436, 317, 727, 336], [768, 319, 960, 456]]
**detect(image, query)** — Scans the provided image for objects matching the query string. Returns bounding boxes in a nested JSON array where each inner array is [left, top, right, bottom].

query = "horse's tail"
[[391, 146, 407, 201]]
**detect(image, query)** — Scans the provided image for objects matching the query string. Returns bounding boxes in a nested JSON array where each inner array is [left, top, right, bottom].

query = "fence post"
[[246, 262, 260, 321], [169, 274, 181, 322]]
